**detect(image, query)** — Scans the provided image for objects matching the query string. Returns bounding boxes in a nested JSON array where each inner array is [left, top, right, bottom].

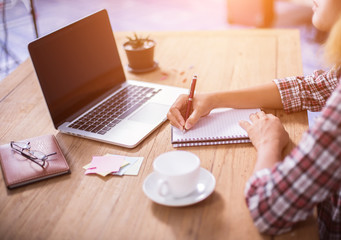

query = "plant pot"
[[123, 40, 157, 73]]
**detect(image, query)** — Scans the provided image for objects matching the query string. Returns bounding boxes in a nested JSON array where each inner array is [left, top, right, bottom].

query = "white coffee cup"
[[153, 151, 201, 198]]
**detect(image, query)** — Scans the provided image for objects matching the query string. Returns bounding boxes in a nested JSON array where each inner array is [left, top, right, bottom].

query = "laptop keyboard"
[[68, 84, 161, 135]]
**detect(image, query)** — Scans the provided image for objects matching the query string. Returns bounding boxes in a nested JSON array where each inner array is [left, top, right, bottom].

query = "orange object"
[[227, 0, 274, 27]]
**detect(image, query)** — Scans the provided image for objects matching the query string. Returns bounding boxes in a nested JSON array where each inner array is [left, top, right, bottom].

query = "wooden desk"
[[0, 30, 318, 240]]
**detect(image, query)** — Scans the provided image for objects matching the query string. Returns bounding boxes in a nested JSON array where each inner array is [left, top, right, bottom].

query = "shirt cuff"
[[273, 77, 303, 113], [244, 168, 272, 198]]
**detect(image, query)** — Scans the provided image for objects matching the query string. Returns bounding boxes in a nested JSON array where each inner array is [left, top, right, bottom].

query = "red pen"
[[184, 75, 197, 123]]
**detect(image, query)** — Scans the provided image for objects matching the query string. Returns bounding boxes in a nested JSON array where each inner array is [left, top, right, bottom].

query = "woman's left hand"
[[239, 111, 289, 171]]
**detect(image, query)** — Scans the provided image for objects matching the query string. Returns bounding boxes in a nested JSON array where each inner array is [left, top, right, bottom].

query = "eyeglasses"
[[10, 141, 57, 168]]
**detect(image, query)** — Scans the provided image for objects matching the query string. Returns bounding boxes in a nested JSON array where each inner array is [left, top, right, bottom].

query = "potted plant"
[[123, 33, 158, 73]]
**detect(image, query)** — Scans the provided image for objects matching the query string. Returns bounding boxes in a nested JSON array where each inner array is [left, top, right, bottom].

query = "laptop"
[[28, 9, 186, 148]]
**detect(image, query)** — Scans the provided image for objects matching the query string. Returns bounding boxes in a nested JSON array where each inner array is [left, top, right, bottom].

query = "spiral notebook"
[[171, 108, 260, 147]]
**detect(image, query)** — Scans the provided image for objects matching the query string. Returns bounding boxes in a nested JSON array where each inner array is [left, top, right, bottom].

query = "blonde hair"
[[324, 15, 341, 68]]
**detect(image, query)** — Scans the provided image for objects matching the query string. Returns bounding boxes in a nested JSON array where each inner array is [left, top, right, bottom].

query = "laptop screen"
[[28, 10, 126, 127]]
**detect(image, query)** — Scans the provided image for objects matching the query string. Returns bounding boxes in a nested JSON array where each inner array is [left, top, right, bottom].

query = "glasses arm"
[[46, 152, 57, 157]]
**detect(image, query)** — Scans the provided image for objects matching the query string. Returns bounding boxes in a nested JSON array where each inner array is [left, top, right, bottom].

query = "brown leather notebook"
[[0, 135, 70, 189]]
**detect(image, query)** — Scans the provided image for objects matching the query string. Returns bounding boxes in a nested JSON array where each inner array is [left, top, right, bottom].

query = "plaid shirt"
[[244, 68, 341, 240]]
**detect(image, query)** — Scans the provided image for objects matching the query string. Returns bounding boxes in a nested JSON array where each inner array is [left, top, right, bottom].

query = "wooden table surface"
[[0, 30, 318, 240]]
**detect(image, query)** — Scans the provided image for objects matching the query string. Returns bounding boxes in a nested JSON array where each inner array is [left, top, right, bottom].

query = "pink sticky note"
[[85, 155, 125, 176], [85, 168, 102, 175]]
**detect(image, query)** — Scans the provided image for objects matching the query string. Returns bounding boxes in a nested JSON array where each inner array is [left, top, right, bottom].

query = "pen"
[[184, 75, 197, 127]]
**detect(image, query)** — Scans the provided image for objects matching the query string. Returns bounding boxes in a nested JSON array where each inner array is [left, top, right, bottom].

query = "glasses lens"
[[30, 150, 47, 160], [14, 142, 30, 150]]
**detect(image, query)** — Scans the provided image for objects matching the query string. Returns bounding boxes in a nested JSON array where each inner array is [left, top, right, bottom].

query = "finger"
[[256, 111, 267, 119], [167, 95, 188, 127], [249, 113, 259, 122], [185, 109, 202, 130], [167, 107, 185, 130], [267, 113, 278, 119], [172, 94, 188, 110], [239, 120, 251, 132]]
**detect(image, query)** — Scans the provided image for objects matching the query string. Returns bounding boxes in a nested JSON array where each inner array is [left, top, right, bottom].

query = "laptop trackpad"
[[128, 102, 169, 125]]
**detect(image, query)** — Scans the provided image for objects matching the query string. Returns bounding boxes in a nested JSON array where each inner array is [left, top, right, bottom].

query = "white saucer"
[[142, 168, 216, 207]]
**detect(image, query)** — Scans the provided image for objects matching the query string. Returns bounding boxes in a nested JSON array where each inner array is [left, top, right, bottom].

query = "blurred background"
[[0, 0, 326, 81]]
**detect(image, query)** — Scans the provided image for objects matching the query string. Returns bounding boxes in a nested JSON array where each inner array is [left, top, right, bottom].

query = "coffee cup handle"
[[157, 179, 170, 197]]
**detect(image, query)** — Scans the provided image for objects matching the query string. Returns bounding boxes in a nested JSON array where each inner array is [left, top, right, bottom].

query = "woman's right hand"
[[167, 93, 215, 131]]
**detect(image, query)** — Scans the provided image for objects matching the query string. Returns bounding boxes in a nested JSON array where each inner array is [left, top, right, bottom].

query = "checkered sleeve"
[[273, 68, 340, 113], [245, 82, 341, 236]]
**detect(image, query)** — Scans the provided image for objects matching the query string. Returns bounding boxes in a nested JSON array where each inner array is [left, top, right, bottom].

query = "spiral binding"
[[172, 138, 250, 148], [176, 135, 246, 142]]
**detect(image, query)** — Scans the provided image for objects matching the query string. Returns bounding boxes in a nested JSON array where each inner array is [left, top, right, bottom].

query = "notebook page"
[[172, 108, 260, 143]]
